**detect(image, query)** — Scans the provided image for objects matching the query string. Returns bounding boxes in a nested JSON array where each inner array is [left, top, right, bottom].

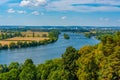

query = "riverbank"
[[0, 30, 60, 50]]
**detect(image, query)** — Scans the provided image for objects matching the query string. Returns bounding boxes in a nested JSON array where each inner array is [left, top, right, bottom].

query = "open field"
[[5, 37, 49, 41], [0, 31, 50, 46], [0, 37, 49, 45]]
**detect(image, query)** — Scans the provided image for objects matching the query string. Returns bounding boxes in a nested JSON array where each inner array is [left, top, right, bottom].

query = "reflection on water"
[[0, 32, 99, 65]]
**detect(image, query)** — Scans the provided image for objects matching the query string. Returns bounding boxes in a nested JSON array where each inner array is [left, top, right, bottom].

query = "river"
[[0, 32, 99, 65]]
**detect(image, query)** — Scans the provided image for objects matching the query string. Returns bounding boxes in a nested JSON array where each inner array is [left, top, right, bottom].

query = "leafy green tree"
[[8, 69, 19, 80], [36, 59, 62, 80], [48, 70, 72, 80], [2, 44, 8, 49], [0, 69, 19, 80], [62, 46, 79, 80], [22, 41, 28, 48], [0, 43, 2, 49], [19, 67, 36, 80], [8, 62, 19, 70], [0, 65, 4, 73], [24, 59, 34, 66], [19, 59, 36, 80], [48, 30, 60, 41], [64, 33, 70, 39], [9, 42, 18, 49], [32, 32, 35, 37]]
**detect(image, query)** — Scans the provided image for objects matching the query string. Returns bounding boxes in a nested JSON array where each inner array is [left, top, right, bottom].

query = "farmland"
[[0, 30, 59, 49], [0, 31, 49, 46], [0, 37, 49, 46]]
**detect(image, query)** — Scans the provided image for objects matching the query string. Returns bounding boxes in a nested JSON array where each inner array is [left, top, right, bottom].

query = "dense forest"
[[0, 32, 120, 80]]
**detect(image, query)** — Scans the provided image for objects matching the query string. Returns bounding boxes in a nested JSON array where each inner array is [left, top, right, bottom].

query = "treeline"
[[0, 40, 52, 50], [0, 30, 60, 50], [0, 32, 120, 80], [84, 32, 95, 38], [84, 30, 114, 39], [0, 32, 22, 40], [48, 30, 60, 41]]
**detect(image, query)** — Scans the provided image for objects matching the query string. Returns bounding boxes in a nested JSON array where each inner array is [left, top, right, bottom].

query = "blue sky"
[[0, 0, 120, 26]]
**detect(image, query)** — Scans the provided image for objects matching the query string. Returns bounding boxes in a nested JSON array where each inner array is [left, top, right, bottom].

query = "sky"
[[0, 0, 120, 26]]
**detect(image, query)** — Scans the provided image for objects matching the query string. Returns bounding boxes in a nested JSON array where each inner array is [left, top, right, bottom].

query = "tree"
[[2, 44, 8, 49], [48, 70, 72, 80], [19, 67, 36, 80], [62, 46, 78, 80], [8, 62, 19, 70], [64, 33, 70, 39], [36, 59, 62, 80], [19, 59, 36, 80], [0, 65, 4, 73], [48, 30, 60, 41], [0, 69, 19, 80], [32, 32, 35, 37], [0, 43, 2, 49], [8, 69, 19, 80], [9, 42, 18, 49]]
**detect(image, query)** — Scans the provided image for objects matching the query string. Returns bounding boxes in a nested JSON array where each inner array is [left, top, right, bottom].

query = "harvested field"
[[5, 37, 49, 41], [0, 37, 49, 45], [0, 31, 50, 46]]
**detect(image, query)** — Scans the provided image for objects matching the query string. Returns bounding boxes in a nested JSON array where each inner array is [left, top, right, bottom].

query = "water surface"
[[0, 32, 99, 64]]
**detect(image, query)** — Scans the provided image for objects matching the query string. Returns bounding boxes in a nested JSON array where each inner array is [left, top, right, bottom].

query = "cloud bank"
[[0, 0, 120, 13], [18, 0, 120, 12], [45, 0, 120, 12]]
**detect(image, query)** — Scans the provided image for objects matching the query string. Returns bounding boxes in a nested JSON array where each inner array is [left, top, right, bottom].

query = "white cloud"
[[17, 10, 26, 14], [7, 8, 15, 13], [19, 0, 30, 7], [18, 0, 120, 12], [20, 0, 46, 7], [96, 0, 120, 6], [61, 16, 67, 20], [45, 0, 120, 12], [31, 11, 39, 15]]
